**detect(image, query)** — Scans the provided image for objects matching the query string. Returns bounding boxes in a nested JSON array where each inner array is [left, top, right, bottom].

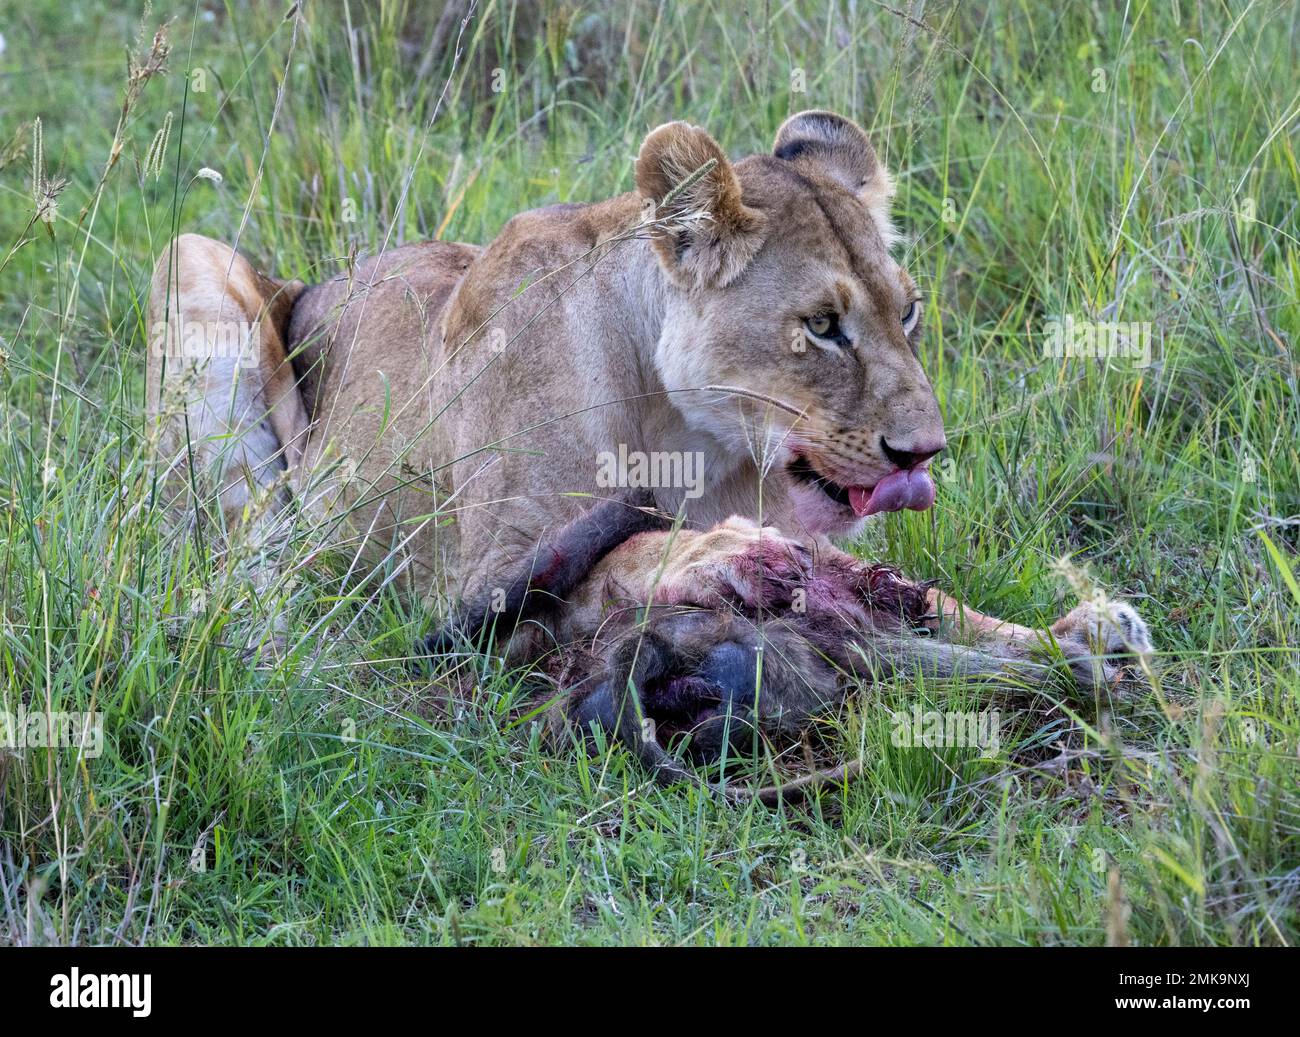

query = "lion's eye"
[[805, 313, 839, 339], [902, 299, 921, 334]]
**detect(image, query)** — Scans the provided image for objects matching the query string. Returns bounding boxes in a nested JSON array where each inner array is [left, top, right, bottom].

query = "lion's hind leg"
[[146, 233, 308, 560], [145, 234, 314, 654]]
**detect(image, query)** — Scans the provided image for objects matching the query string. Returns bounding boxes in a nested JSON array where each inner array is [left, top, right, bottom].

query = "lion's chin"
[[786, 480, 869, 537]]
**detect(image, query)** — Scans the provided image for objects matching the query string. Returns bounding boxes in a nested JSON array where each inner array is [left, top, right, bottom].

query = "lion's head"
[[635, 110, 945, 536]]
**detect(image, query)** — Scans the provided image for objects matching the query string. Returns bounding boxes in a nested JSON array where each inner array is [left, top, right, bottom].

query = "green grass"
[[1, 0, 1298, 945]]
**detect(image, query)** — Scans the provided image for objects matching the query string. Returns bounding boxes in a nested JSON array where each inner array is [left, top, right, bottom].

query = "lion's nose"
[[881, 434, 945, 470]]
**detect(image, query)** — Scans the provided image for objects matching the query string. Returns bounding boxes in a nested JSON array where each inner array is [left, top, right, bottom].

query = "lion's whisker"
[[700, 384, 807, 418]]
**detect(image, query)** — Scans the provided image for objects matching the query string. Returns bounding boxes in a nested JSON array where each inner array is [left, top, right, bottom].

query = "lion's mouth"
[[788, 455, 936, 517], [788, 455, 854, 508]]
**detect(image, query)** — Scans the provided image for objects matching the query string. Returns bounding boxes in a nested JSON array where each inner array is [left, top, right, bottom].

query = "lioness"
[[148, 111, 948, 592], [147, 110, 1151, 783]]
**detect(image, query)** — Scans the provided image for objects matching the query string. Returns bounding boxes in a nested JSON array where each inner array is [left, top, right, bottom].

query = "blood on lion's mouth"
[[788, 455, 936, 517]]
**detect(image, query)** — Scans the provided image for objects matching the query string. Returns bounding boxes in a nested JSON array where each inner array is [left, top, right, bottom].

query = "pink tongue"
[[848, 469, 936, 517]]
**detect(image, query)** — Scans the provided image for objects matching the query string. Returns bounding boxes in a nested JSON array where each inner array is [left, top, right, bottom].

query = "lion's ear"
[[773, 110, 895, 243], [635, 122, 766, 288]]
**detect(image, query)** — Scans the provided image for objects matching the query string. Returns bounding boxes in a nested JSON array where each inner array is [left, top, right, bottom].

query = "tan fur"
[[773, 110, 897, 242], [145, 233, 307, 547], [635, 121, 767, 287]]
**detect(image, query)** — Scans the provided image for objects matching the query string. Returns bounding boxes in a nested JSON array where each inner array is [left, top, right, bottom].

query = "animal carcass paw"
[[1050, 599, 1154, 687]]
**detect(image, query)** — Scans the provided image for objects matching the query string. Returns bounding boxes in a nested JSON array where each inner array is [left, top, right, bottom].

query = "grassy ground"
[[1, 0, 1298, 945]]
